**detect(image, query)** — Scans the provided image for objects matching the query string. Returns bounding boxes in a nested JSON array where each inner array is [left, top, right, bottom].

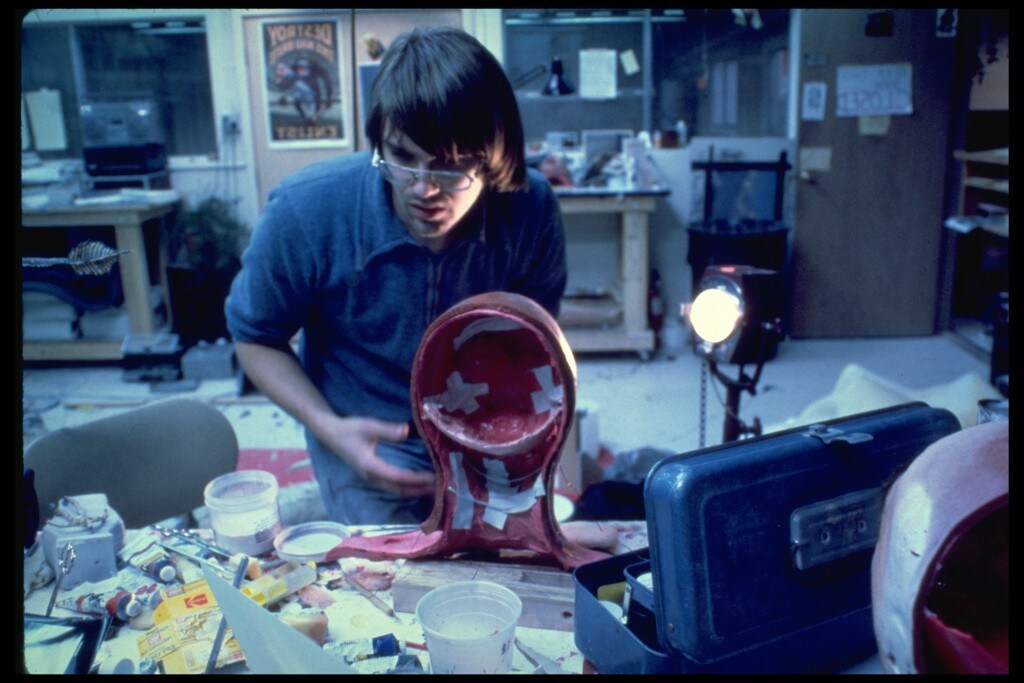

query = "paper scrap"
[[799, 146, 832, 173], [858, 115, 891, 136]]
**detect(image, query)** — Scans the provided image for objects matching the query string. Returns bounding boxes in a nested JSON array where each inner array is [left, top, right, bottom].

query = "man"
[[226, 27, 567, 525]]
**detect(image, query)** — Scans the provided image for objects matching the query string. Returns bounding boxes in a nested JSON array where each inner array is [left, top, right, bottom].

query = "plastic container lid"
[[155, 560, 177, 583], [273, 521, 351, 564], [204, 470, 279, 512], [121, 595, 142, 619]]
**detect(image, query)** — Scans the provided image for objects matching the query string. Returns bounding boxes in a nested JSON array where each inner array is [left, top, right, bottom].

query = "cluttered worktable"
[[22, 511, 650, 675]]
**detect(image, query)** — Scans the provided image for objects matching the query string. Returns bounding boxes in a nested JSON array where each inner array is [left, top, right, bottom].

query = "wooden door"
[[790, 9, 957, 337]]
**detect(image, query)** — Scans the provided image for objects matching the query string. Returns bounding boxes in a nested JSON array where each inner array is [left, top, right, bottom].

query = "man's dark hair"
[[365, 26, 526, 192]]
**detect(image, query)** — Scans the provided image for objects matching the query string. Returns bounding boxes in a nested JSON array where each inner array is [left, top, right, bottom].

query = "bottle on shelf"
[[541, 57, 574, 96], [675, 120, 688, 146]]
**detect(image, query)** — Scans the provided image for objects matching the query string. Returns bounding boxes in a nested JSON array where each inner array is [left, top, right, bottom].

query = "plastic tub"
[[204, 470, 281, 556], [415, 580, 522, 674]]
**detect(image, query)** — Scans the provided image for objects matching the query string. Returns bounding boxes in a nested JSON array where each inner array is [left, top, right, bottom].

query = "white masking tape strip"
[[452, 318, 522, 350], [424, 371, 489, 415], [530, 365, 563, 415], [480, 459, 545, 529], [448, 451, 475, 530]]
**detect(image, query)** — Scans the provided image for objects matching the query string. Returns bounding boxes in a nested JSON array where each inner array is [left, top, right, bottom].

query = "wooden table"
[[555, 188, 668, 359], [21, 199, 178, 361]]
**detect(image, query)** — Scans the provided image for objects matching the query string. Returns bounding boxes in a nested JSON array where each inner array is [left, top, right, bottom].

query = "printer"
[[79, 99, 167, 177]]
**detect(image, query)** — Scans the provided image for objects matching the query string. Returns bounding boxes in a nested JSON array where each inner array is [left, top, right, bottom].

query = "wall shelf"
[[943, 147, 1009, 379]]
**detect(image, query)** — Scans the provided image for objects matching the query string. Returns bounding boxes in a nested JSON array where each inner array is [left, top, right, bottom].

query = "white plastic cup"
[[415, 580, 523, 674], [203, 470, 281, 556]]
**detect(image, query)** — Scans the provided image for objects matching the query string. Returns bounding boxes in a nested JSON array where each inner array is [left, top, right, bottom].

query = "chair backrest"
[[24, 398, 239, 529]]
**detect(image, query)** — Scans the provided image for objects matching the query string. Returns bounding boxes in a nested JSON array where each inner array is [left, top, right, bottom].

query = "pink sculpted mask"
[[327, 292, 608, 569]]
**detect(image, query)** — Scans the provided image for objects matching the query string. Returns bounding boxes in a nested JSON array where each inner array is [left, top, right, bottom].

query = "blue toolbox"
[[574, 402, 961, 673]]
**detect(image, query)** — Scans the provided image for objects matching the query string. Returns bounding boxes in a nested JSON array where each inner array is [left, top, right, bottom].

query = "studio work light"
[[689, 265, 784, 365], [683, 265, 785, 444]]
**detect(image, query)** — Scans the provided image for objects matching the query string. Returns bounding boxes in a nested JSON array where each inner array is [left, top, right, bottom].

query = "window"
[[21, 18, 217, 160], [710, 60, 739, 128]]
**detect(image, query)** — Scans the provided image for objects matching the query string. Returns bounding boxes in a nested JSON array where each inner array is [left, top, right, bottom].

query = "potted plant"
[[166, 197, 248, 348]]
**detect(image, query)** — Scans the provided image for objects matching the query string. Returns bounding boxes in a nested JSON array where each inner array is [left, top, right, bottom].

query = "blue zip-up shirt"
[[225, 151, 567, 426]]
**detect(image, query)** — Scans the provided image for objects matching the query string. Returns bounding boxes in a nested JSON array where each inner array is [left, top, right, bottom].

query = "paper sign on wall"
[[836, 63, 913, 117], [619, 49, 640, 77], [579, 49, 617, 99], [801, 82, 827, 121], [25, 89, 67, 151]]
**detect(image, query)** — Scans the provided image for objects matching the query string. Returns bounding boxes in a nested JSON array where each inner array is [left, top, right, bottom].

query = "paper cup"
[[415, 580, 522, 674]]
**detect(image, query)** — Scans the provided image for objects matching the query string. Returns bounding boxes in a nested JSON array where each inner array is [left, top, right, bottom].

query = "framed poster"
[[261, 19, 348, 149]]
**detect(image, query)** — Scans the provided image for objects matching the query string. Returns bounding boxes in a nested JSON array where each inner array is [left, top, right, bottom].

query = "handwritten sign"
[[836, 63, 912, 117]]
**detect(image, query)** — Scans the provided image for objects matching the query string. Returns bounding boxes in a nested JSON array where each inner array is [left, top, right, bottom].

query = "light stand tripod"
[[706, 359, 765, 443]]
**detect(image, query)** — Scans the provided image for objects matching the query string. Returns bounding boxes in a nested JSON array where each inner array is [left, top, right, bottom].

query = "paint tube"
[[118, 533, 177, 583], [58, 588, 141, 621], [116, 566, 171, 608], [241, 561, 317, 606], [324, 633, 403, 664]]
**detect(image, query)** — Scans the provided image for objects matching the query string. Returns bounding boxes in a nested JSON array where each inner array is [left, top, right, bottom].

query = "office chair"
[[24, 398, 239, 529]]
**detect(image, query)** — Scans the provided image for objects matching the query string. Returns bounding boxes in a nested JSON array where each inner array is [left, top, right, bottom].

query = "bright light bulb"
[[690, 287, 743, 344]]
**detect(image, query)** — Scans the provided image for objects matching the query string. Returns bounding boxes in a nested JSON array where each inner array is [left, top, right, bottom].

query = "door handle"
[[799, 170, 818, 186]]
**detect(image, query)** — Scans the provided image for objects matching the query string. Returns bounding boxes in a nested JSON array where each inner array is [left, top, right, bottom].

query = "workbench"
[[21, 198, 178, 362], [22, 518, 887, 674], [22, 522, 649, 675], [555, 187, 668, 360]]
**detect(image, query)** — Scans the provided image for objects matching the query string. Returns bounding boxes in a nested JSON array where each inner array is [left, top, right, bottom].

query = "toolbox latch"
[[790, 488, 884, 571], [803, 423, 874, 445]]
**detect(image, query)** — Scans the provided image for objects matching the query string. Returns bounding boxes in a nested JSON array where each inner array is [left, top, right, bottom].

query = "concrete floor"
[[22, 332, 996, 458]]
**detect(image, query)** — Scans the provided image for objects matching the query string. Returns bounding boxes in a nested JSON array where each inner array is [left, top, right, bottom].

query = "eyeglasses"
[[372, 149, 477, 192]]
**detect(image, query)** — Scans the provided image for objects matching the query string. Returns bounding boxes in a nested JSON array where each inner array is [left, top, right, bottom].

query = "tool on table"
[[342, 573, 396, 618], [515, 638, 572, 675], [45, 543, 76, 617], [157, 540, 230, 578], [154, 526, 260, 578], [242, 561, 317, 607], [205, 556, 249, 674], [152, 525, 233, 559]]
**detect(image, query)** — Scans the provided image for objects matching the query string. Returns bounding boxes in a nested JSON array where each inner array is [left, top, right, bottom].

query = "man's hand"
[[317, 415, 436, 498], [232, 342, 435, 499]]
